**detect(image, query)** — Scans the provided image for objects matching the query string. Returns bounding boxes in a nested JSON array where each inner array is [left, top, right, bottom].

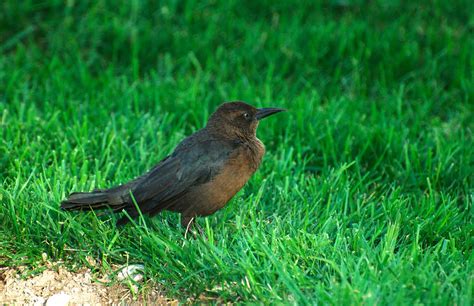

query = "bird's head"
[[207, 101, 286, 139]]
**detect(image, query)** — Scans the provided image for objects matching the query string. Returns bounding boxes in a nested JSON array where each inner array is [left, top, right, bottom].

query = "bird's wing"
[[127, 132, 238, 214]]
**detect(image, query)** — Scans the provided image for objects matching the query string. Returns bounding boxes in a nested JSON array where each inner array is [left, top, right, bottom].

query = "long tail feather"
[[61, 191, 111, 210]]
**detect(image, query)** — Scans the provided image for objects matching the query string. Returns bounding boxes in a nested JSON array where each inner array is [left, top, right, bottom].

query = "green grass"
[[1, 0, 473, 304]]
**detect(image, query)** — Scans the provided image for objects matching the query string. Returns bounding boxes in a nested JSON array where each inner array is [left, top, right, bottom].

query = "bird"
[[61, 101, 285, 230]]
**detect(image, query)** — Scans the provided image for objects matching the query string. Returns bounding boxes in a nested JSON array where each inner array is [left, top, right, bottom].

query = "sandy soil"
[[0, 265, 176, 305]]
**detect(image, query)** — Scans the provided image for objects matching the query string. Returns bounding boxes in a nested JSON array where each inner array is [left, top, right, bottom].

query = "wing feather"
[[126, 132, 237, 216]]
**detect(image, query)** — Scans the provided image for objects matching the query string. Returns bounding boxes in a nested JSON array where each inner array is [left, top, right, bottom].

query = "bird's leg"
[[183, 216, 194, 239], [182, 215, 204, 238]]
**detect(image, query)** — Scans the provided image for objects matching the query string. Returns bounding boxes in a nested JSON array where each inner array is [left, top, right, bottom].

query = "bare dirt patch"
[[0, 266, 176, 305]]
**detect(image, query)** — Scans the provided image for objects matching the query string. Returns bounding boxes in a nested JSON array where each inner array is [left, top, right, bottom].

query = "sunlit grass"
[[1, 0, 473, 304]]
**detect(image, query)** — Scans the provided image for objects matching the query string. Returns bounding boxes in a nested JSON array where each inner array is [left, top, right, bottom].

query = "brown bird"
[[61, 101, 285, 229]]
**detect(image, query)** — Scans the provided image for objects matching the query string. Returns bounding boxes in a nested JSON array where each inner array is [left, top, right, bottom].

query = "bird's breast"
[[188, 140, 265, 216]]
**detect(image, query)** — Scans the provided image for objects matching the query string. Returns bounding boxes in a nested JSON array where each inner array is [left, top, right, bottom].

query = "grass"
[[1, 0, 473, 304]]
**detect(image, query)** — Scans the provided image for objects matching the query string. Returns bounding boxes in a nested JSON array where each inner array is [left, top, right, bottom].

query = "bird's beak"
[[255, 107, 286, 120]]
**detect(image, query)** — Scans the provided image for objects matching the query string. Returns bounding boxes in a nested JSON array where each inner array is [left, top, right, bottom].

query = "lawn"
[[1, 0, 473, 304]]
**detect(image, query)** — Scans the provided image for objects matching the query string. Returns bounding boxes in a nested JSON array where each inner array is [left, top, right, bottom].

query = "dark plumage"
[[61, 101, 285, 228]]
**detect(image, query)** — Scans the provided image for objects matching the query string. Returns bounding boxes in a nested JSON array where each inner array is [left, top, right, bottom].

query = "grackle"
[[61, 101, 285, 229]]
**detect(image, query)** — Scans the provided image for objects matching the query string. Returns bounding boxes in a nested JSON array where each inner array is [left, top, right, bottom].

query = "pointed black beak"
[[255, 107, 286, 120]]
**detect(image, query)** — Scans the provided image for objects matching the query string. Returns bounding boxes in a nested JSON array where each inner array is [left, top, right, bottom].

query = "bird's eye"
[[243, 112, 250, 119]]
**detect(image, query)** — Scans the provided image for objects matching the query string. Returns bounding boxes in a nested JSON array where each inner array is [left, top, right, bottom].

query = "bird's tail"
[[61, 190, 123, 211]]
